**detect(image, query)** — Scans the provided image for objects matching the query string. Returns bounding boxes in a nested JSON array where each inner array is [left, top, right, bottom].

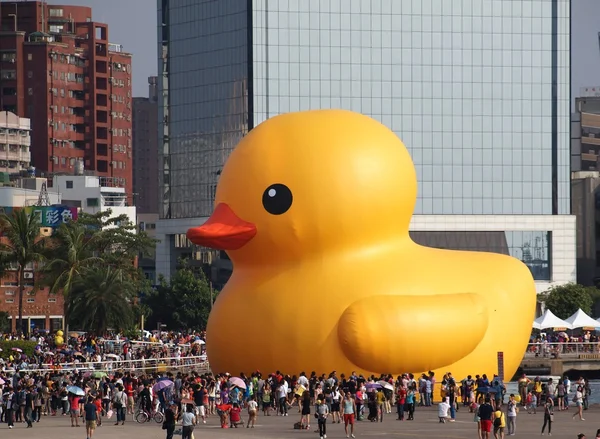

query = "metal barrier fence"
[[3, 355, 210, 375], [525, 342, 600, 358]]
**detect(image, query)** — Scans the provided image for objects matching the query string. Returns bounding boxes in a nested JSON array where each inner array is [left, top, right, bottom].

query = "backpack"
[[493, 416, 502, 428], [324, 382, 332, 395]]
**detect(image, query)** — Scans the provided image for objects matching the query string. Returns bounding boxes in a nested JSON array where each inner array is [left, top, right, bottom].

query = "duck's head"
[[187, 110, 417, 265]]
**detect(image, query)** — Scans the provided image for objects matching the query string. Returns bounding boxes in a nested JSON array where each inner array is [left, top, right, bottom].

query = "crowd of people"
[[1, 330, 598, 439]]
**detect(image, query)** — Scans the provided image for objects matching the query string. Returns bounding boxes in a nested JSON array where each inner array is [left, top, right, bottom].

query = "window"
[[0, 70, 16, 80], [27, 53, 32, 61], [48, 298, 57, 303], [66, 180, 73, 189], [5, 299, 14, 303], [4, 290, 14, 296], [49, 8, 63, 17], [27, 88, 33, 96], [0, 52, 16, 62], [27, 71, 33, 78], [87, 198, 99, 207], [26, 298, 35, 303]]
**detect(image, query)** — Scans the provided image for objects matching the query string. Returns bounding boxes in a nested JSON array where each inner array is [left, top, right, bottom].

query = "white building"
[[52, 175, 136, 227], [0, 111, 31, 174], [0, 178, 61, 207]]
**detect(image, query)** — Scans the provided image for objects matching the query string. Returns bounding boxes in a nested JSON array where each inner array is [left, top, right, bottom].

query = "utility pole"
[[209, 281, 213, 310]]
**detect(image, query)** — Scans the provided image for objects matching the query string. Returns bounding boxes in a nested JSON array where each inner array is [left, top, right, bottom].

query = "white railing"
[[2, 355, 209, 375], [525, 342, 600, 358]]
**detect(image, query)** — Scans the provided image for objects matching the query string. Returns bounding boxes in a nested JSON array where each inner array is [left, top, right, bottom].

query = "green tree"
[[542, 283, 594, 319], [40, 210, 156, 330], [68, 266, 136, 334], [0, 311, 10, 333], [146, 266, 216, 330], [38, 221, 103, 326], [0, 210, 47, 334]]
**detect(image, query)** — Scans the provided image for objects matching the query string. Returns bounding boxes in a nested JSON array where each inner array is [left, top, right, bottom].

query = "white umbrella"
[[192, 339, 205, 345], [533, 309, 572, 330], [565, 309, 600, 329], [105, 354, 119, 359]]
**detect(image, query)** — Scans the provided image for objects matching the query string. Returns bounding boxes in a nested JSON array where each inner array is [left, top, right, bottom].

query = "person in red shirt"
[[229, 403, 243, 428], [94, 395, 103, 426], [125, 382, 135, 415], [397, 387, 407, 420], [216, 403, 231, 428]]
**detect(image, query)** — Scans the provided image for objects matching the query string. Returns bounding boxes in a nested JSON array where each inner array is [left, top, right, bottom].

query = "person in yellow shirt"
[[493, 409, 506, 439], [375, 389, 386, 422]]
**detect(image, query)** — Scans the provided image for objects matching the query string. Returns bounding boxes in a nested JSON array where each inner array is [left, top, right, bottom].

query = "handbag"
[[162, 421, 167, 430], [549, 414, 554, 422]]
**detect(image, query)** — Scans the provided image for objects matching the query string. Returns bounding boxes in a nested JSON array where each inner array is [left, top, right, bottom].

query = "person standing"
[[5, 387, 16, 429], [341, 392, 356, 438], [477, 397, 494, 439], [24, 387, 34, 428], [84, 396, 98, 439], [316, 396, 329, 439], [541, 396, 554, 436], [506, 394, 518, 436], [571, 386, 585, 421], [112, 385, 127, 426], [179, 404, 196, 439], [163, 404, 177, 439]]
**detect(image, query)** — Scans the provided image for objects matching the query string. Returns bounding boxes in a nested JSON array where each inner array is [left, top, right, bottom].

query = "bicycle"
[[135, 408, 164, 424]]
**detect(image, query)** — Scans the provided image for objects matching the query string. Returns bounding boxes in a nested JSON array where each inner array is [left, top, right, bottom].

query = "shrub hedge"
[[0, 340, 37, 359]]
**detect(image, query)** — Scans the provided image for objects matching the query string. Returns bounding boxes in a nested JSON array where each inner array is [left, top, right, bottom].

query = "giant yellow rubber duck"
[[187, 110, 536, 379]]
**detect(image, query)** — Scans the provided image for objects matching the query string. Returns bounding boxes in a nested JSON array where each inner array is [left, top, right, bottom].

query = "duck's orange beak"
[[186, 203, 256, 250]]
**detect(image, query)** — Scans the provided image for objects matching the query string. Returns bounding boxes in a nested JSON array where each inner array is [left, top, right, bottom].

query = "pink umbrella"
[[229, 377, 246, 390], [0, 377, 5, 385], [11, 347, 22, 353]]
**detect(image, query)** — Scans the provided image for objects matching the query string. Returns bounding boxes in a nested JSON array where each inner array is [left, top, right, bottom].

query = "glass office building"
[[156, 0, 575, 292]]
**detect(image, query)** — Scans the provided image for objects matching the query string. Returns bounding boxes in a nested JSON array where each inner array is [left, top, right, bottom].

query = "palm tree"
[[0, 209, 47, 334], [68, 266, 136, 335], [38, 222, 103, 328]]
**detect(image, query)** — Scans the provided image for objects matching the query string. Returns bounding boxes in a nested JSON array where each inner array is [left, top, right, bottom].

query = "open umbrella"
[[67, 385, 85, 396], [11, 347, 22, 353], [192, 339, 205, 345], [0, 378, 5, 385], [92, 371, 107, 379], [105, 354, 119, 359], [365, 383, 382, 390], [377, 380, 394, 391], [181, 398, 195, 405], [229, 377, 247, 390], [152, 379, 174, 392]]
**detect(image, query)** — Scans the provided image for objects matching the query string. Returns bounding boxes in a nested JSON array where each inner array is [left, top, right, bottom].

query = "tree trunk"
[[17, 266, 24, 336]]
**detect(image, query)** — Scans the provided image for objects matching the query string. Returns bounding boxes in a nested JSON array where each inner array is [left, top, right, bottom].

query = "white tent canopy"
[[533, 309, 572, 330], [565, 309, 600, 329]]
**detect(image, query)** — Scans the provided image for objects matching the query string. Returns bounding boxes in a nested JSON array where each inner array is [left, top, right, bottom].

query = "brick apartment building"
[[0, 1, 133, 196]]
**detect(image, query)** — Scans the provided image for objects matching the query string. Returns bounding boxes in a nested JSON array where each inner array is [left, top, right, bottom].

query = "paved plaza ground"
[[5, 405, 597, 439]]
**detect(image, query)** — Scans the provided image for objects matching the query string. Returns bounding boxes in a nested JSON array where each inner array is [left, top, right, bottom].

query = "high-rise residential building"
[[156, 0, 576, 293], [0, 1, 133, 197], [0, 111, 31, 174], [133, 76, 159, 214]]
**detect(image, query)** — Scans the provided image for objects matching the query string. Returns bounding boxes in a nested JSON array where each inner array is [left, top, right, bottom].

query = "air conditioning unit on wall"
[[24, 272, 34, 279]]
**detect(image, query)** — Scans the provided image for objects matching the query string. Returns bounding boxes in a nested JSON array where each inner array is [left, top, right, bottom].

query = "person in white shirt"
[[438, 398, 450, 423], [297, 373, 309, 388], [277, 381, 288, 416], [180, 404, 196, 439], [246, 395, 258, 428]]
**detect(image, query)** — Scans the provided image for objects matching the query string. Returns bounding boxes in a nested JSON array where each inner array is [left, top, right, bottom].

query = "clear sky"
[[47, 0, 157, 98]]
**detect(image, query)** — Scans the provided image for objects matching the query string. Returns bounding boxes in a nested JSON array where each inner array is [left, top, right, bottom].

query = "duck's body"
[[189, 110, 536, 379]]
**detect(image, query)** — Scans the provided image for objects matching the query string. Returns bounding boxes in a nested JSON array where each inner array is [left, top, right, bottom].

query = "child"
[[216, 402, 231, 428], [246, 395, 258, 428], [229, 403, 243, 428], [94, 395, 103, 426], [438, 397, 450, 423], [526, 391, 537, 414]]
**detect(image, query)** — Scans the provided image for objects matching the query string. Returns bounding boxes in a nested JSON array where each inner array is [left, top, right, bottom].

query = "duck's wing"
[[336, 293, 489, 374]]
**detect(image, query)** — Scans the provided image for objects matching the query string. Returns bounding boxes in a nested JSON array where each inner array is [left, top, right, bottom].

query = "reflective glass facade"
[[158, 0, 251, 219], [252, 0, 571, 215], [410, 230, 551, 280]]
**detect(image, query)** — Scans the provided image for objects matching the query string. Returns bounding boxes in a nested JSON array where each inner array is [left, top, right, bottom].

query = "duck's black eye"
[[262, 184, 293, 215]]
